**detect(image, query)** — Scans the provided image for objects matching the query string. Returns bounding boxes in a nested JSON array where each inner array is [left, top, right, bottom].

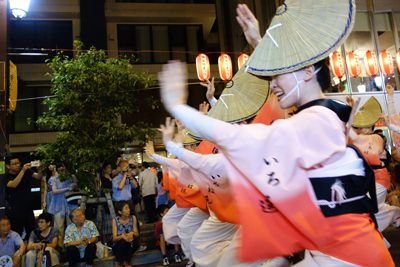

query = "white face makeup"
[[270, 71, 303, 109], [270, 66, 322, 109]]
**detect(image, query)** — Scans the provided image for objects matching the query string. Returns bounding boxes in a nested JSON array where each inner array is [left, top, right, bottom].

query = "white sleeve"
[[348, 128, 359, 141], [389, 124, 400, 135], [150, 154, 177, 167], [165, 141, 185, 160], [166, 141, 217, 169], [166, 141, 226, 178], [209, 97, 217, 107], [170, 104, 235, 145], [388, 94, 397, 116]]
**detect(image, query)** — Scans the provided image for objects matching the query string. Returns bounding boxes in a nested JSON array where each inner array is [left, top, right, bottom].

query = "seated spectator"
[[112, 201, 139, 267], [0, 216, 26, 267], [64, 208, 99, 267], [155, 204, 182, 266], [26, 213, 60, 267]]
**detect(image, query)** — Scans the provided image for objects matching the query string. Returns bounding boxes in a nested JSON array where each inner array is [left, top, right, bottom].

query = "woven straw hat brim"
[[352, 97, 382, 128], [207, 66, 269, 123], [182, 129, 201, 145], [245, 0, 356, 76], [186, 129, 203, 141]]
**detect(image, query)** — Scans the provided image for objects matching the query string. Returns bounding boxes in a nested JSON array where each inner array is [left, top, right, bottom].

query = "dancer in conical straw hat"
[[156, 0, 394, 265], [348, 96, 400, 249]]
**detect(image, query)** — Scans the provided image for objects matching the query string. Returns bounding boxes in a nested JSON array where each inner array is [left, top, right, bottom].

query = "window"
[[342, 12, 378, 93], [9, 20, 73, 64], [116, 0, 215, 3], [11, 86, 53, 133], [374, 13, 399, 92], [117, 25, 203, 64]]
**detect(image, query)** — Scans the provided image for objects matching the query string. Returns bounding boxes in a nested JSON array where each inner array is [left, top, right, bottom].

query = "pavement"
[[134, 225, 400, 266], [383, 226, 400, 265], [135, 261, 188, 267], [59, 209, 400, 267]]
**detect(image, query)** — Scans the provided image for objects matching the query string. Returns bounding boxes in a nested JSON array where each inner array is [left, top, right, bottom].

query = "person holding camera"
[[3, 155, 43, 240], [112, 160, 138, 217]]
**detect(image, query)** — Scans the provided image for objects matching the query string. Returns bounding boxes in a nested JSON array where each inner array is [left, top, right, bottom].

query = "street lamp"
[[9, 0, 30, 18], [0, 0, 31, 217]]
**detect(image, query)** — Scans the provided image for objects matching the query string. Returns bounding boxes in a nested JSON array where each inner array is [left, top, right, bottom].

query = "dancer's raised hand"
[[158, 117, 176, 145], [158, 61, 188, 112], [144, 141, 155, 157], [236, 4, 262, 48]]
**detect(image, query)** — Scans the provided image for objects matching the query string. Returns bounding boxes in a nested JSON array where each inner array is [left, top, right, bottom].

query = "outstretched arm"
[[158, 61, 235, 145], [236, 4, 262, 49], [386, 83, 397, 116], [157, 117, 226, 177], [348, 128, 359, 141], [144, 140, 177, 167], [200, 77, 217, 106], [166, 141, 224, 176], [381, 113, 400, 135]]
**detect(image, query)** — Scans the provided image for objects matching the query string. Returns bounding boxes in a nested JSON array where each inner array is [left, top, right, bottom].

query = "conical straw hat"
[[186, 129, 203, 142], [352, 97, 382, 128], [207, 66, 269, 123], [182, 129, 201, 145], [245, 0, 356, 76]]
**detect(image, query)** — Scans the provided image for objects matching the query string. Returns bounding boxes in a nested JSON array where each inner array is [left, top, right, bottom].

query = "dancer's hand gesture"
[[158, 61, 188, 112]]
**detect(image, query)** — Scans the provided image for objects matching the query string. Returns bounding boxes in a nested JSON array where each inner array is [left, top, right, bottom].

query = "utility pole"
[[0, 0, 9, 217]]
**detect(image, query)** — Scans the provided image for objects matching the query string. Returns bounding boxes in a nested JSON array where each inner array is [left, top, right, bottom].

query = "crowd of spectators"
[[0, 154, 166, 267]]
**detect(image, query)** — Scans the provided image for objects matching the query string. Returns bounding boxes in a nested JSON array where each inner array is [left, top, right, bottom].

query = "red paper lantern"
[[363, 50, 379, 76], [218, 53, 233, 81], [196, 53, 210, 82], [346, 51, 361, 78], [379, 50, 394, 76], [330, 52, 345, 78], [238, 53, 249, 70], [396, 50, 400, 73]]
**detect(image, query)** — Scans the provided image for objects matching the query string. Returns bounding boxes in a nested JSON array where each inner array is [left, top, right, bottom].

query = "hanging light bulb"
[[9, 0, 31, 18]]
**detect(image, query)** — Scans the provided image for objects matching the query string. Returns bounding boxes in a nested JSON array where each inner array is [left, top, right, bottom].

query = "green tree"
[[34, 41, 157, 193]]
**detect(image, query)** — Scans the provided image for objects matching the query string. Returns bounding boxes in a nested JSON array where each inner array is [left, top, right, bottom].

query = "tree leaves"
[[34, 41, 157, 194]]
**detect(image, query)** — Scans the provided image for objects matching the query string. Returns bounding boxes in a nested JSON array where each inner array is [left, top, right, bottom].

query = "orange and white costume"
[[169, 99, 394, 267]]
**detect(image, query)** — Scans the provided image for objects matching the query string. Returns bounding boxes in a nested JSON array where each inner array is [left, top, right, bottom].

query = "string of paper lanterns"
[[196, 53, 249, 81], [330, 50, 399, 79], [198, 50, 399, 82]]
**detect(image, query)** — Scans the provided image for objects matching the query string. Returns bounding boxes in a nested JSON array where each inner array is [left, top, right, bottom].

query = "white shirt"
[[139, 169, 157, 197]]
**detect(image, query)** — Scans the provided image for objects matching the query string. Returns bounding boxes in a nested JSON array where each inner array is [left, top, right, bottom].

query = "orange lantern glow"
[[346, 51, 361, 78], [196, 53, 210, 81], [238, 53, 249, 70], [396, 50, 400, 73], [218, 53, 233, 81], [363, 50, 379, 76], [330, 52, 345, 78], [379, 50, 394, 76]]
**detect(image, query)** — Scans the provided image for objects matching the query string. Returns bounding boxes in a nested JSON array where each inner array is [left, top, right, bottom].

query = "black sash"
[[310, 145, 378, 228], [295, 99, 352, 123]]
